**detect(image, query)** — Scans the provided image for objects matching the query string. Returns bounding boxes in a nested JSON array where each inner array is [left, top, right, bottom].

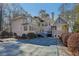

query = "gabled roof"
[[12, 15, 27, 21], [54, 16, 67, 25], [33, 16, 44, 22]]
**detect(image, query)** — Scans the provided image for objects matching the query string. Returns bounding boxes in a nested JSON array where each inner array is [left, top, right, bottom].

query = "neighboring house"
[[11, 15, 51, 36], [52, 16, 68, 37], [12, 16, 27, 36], [39, 10, 53, 33], [32, 16, 52, 33], [31, 16, 41, 33], [7, 9, 54, 36], [39, 10, 51, 27], [11, 14, 33, 36]]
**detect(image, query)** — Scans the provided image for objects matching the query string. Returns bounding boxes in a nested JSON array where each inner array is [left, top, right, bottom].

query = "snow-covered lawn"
[[0, 37, 72, 56]]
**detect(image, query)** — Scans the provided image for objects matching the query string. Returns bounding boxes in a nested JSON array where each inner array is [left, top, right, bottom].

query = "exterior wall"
[[12, 19, 30, 36], [31, 18, 40, 33], [12, 18, 38, 36], [56, 25, 62, 31], [52, 24, 62, 38], [12, 19, 23, 36], [11, 10, 54, 36], [52, 24, 68, 38], [56, 24, 68, 32]]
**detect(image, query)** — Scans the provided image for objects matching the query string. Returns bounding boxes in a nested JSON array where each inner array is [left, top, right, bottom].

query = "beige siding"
[[12, 19, 36, 36], [12, 19, 23, 36]]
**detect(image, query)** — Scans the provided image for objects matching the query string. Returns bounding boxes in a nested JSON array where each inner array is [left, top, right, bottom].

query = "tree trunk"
[[0, 4, 3, 31]]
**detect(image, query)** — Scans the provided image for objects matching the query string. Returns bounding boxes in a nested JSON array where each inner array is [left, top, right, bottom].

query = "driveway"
[[16, 37, 58, 46], [0, 37, 73, 56]]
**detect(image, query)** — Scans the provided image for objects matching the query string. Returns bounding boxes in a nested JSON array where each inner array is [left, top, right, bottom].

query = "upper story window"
[[52, 26, 57, 30], [29, 26, 32, 31], [23, 25, 27, 31], [23, 18, 27, 23]]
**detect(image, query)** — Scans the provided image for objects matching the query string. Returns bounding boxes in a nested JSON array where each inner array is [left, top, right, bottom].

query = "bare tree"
[[1, 3, 27, 32], [0, 3, 3, 31]]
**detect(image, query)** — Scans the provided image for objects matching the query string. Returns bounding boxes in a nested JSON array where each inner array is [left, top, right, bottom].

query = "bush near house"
[[73, 23, 79, 32], [58, 33, 64, 41], [27, 32, 37, 39], [21, 34, 27, 39], [15, 36, 22, 40], [58, 32, 73, 46], [73, 19, 79, 32], [61, 32, 72, 46], [13, 33, 17, 37], [8, 32, 14, 38], [0, 31, 16, 38], [0, 31, 9, 38], [13, 33, 19, 39], [37, 34, 44, 38], [59, 33, 67, 41], [67, 33, 79, 56]]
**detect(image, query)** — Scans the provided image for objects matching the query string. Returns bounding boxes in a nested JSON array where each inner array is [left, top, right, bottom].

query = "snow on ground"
[[0, 37, 72, 56]]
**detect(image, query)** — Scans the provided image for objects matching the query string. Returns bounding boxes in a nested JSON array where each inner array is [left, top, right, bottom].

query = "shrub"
[[62, 32, 72, 46], [67, 33, 79, 56], [13, 33, 18, 38], [8, 32, 14, 38], [14, 33, 17, 36], [73, 19, 79, 33], [21, 34, 27, 39], [37, 34, 44, 38], [27, 32, 37, 39], [16, 36, 22, 40], [59, 33, 67, 41], [58, 34, 63, 40], [0, 31, 9, 38]]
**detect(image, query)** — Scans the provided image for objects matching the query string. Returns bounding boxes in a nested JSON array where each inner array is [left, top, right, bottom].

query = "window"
[[24, 25, 27, 31], [62, 24, 68, 32], [52, 26, 57, 30], [38, 23, 40, 26], [29, 26, 32, 31], [42, 24, 44, 26], [23, 19, 27, 23]]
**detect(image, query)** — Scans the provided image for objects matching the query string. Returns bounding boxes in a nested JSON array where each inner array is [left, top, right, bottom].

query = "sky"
[[20, 3, 62, 20]]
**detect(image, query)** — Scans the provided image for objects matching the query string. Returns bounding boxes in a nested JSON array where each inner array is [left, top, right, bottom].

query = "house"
[[39, 10, 51, 27], [7, 9, 54, 36], [30, 16, 43, 33], [11, 15, 51, 36], [52, 16, 68, 37], [11, 14, 33, 36]]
